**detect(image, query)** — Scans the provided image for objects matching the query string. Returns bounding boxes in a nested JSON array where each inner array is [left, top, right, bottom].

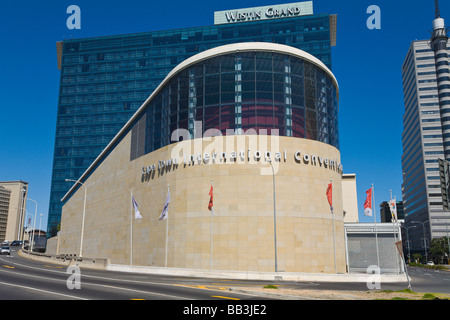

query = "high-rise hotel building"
[[48, 1, 337, 237], [401, 6, 450, 255]]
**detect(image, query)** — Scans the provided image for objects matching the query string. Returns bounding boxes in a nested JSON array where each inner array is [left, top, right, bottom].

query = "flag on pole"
[[364, 187, 373, 217], [389, 198, 398, 222], [208, 184, 214, 214], [131, 194, 143, 220], [395, 240, 404, 259], [326, 182, 333, 212], [159, 188, 170, 221]]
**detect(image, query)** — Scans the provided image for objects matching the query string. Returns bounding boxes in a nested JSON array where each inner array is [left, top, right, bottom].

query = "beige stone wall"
[[59, 133, 346, 273]]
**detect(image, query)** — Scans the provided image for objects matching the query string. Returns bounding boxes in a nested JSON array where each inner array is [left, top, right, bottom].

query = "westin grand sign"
[[214, 1, 314, 25]]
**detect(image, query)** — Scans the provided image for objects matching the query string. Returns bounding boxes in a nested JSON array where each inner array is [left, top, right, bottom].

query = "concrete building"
[[57, 42, 347, 274], [0, 181, 28, 243], [48, 1, 337, 238], [342, 173, 359, 223], [401, 3, 450, 256]]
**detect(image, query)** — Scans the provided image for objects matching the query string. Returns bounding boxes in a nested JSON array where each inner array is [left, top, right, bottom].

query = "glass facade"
[[130, 50, 338, 161], [50, 13, 335, 237]]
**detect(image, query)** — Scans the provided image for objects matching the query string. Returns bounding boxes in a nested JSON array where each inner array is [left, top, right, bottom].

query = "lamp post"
[[38, 214, 43, 236], [22, 212, 33, 251], [447, 224, 450, 264], [26, 198, 37, 252], [268, 158, 278, 273], [65, 179, 87, 257], [18, 187, 27, 242], [412, 220, 429, 263], [405, 225, 416, 264]]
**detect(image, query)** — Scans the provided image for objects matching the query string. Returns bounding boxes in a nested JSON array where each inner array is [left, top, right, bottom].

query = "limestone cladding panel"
[[60, 133, 345, 273]]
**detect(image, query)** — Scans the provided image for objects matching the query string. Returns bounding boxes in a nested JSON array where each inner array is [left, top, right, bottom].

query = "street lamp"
[[405, 225, 416, 263], [447, 224, 450, 264], [65, 179, 87, 257], [412, 220, 429, 263], [267, 158, 278, 273], [26, 198, 37, 252], [18, 187, 27, 242], [22, 212, 33, 251], [38, 214, 43, 237]]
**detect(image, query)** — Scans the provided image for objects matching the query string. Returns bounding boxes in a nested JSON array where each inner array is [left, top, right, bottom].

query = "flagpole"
[[390, 190, 401, 273], [268, 159, 278, 273], [210, 179, 213, 271], [130, 191, 133, 266], [330, 180, 337, 274], [372, 184, 380, 269], [165, 185, 169, 268]]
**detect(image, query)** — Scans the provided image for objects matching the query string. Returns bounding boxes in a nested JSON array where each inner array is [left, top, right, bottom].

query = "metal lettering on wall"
[[141, 149, 343, 182]]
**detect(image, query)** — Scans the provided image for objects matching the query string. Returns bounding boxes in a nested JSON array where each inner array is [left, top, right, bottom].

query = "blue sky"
[[0, 0, 447, 230]]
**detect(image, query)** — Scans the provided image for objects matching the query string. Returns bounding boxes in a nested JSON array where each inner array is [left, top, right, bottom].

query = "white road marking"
[[0, 280, 87, 300], [0, 257, 191, 299]]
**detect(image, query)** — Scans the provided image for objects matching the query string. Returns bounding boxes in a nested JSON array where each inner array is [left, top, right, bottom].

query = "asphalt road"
[[1, 247, 449, 302], [0, 249, 274, 300]]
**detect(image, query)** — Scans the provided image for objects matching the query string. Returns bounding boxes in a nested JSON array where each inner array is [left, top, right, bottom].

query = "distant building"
[[342, 174, 359, 223], [0, 181, 28, 242], [24, 229, 47, 253], [379, 201, 404, 223]]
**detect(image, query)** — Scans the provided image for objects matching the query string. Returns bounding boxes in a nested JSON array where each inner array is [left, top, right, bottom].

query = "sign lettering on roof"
[[214, 1, 314, 25]]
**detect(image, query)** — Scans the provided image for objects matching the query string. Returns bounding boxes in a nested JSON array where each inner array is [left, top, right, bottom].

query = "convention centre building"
[[57, 41, 346, 274], [48, 0, 337, 238]]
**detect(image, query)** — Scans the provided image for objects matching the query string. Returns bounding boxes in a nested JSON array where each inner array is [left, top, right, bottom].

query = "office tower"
[[48, 1, 337, 237], [401, 2, 450, 257], [431, 2, 450, 159]]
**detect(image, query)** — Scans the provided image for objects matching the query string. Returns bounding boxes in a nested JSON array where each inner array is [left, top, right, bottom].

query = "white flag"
[[132, 194, 143, 220], [159, 189, 170, 221], [389, 198, 398, 222]]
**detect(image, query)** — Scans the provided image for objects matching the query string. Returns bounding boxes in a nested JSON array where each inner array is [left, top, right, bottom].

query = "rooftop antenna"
[[431, 0, 450, 160], [435, 0, 441, 19]]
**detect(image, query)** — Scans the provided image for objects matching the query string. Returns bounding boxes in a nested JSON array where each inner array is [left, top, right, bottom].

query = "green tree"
[[413, 253, 422, 264], [429, 237, 449, 264]]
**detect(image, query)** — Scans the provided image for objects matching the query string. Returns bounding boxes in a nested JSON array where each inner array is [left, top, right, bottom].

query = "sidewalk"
[[20, 250, 408, 283], [107, 263, 408, 283]]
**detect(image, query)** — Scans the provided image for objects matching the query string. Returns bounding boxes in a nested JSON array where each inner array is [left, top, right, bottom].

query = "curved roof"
[[62, 42, 339, 202], [163, 42, 339, 91]]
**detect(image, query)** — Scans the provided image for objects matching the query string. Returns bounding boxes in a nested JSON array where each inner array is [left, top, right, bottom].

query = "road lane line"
[[0, 256, 206, 294], [0, 255, 269, 299], [43, 265, 63, 269], [211, 295, 240, 300], [0, 280, 87, 300], [0, 266, 191, 300]]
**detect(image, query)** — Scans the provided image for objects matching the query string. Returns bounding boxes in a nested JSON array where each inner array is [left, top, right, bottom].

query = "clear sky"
[[0, 0, 448, 231]]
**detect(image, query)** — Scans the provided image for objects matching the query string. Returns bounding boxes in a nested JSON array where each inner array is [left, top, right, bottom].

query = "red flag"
[[364, 187, 373, 217], [208, 185, 213, 211], [326, 182, 332, 207]]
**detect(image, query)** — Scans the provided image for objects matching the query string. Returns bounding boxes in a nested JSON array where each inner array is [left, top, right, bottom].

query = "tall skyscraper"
[[401, 1, 450, 258], [48, 2, 337, 237]]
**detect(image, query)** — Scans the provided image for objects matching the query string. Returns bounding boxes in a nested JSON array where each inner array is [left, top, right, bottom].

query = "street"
[[1, 247, 449, 302], [0, 249, 272, 300]]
